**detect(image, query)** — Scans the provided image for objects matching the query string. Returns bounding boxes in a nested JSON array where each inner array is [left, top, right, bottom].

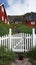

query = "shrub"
[[23, 47, 36, 60], [29, 47, 36, 60], [0, 46, 18, 61]]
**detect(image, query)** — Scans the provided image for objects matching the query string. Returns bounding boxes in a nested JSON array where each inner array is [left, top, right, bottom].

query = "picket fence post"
[[32, 28, 35, 47], [9, 28, 12, 49]]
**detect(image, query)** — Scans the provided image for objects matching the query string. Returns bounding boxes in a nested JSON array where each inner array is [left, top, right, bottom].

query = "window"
[[2, 16, 4, 21], [31, 21, 35, 25], [1, 6, 4, 12]]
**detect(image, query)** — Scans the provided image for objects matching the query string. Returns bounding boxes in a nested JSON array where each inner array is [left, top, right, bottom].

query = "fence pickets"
[[0, 28, 36, 52]]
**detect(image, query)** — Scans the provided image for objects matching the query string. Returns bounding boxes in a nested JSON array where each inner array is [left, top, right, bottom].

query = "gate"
[[12, 33, 32, 52], [0, 28, 36, 52]]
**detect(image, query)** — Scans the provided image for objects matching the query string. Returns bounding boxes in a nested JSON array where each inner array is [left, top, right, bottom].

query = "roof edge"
[[0, 3, 4, 6]]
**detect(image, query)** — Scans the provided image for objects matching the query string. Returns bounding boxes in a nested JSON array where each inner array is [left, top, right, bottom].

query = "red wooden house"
[[24, 12, 36, 26], [0, 3, 9, 24]]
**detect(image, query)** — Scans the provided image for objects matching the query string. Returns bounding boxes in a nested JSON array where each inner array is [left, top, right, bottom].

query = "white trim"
[[1, 6, 4, 12], [0, 3, 4, 6], [31, 22, 35, 25]]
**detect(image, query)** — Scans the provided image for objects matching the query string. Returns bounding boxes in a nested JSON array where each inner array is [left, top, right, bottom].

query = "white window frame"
[[31, 21, 35, 25]]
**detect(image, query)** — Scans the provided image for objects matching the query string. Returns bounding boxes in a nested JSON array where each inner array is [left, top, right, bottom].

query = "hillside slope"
[[0, 21, 35, 36], [0, 21, 10, 36]]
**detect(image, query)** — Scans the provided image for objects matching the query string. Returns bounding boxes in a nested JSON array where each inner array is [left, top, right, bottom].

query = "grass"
[[23, 47, 36, 65], [0, 21, 11, 36], [23, 47, 36, 59], [0, 60, 11, 65], [0, 46, 18, 65], [0, 21, 36, 65], [0, 21, 36, 36], [9, 23, 34, 34], [29, 59, 36, 65]]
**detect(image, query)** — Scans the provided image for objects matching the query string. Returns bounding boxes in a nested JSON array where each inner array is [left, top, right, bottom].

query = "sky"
[[0, 0, 36, 16]]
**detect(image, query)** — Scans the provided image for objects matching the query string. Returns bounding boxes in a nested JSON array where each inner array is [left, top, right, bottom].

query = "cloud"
[[6, 0, 27, 15], [6, 0, 36, 15], [28, 0, 36, 12]]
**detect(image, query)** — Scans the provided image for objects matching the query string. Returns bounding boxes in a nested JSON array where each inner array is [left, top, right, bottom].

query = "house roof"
[[24, 12, 36, 21], [0, 3, 4, 6]]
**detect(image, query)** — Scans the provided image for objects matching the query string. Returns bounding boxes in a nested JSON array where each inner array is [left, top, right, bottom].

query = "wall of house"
[[24, 12, 36, 26], [28, 21, 36, 26], [0, 4, 9, 24]]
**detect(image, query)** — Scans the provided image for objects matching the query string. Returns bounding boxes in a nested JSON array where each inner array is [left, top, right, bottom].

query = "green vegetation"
[[0, 46, 18, 65], [23, 47, 36, 65], [0, 21, 36, 65], [23, 47, 36, 60], [0, 21, 36, 36], [28, 47, 36, 60], [29, 59, 36, 65], [0, 21, 11, 36]]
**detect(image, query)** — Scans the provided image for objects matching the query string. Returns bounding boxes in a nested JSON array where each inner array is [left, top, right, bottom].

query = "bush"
[[29, 47, 36, 60], [0, 46, 18, 65], [0, 46, 18, 61], [23, 47, 36, 60]]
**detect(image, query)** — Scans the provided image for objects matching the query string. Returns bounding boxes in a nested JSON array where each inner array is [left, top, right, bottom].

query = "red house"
[[27, 20, 36, 26], [0, 3, 9, 24], [24, 12, 36, 26]]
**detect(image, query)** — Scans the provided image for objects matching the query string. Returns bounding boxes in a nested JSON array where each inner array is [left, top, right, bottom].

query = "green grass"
[[0, 46, 18, 65], [10, 23, 33, 34], [0, 21, 36, 65], [29, 59, 36, 65], [0, 60, 11, 65], [0, 21, 11, 36], [0, 21, 36, 36], [23, 47, 36, 60], [23, 47, 36, 65]]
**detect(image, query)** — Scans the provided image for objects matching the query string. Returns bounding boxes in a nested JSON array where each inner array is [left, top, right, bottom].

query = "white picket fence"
[[0, 28, 36, 52]]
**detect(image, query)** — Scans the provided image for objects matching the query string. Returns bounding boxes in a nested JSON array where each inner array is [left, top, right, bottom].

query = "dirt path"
[[11, 58, 32, 65]]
